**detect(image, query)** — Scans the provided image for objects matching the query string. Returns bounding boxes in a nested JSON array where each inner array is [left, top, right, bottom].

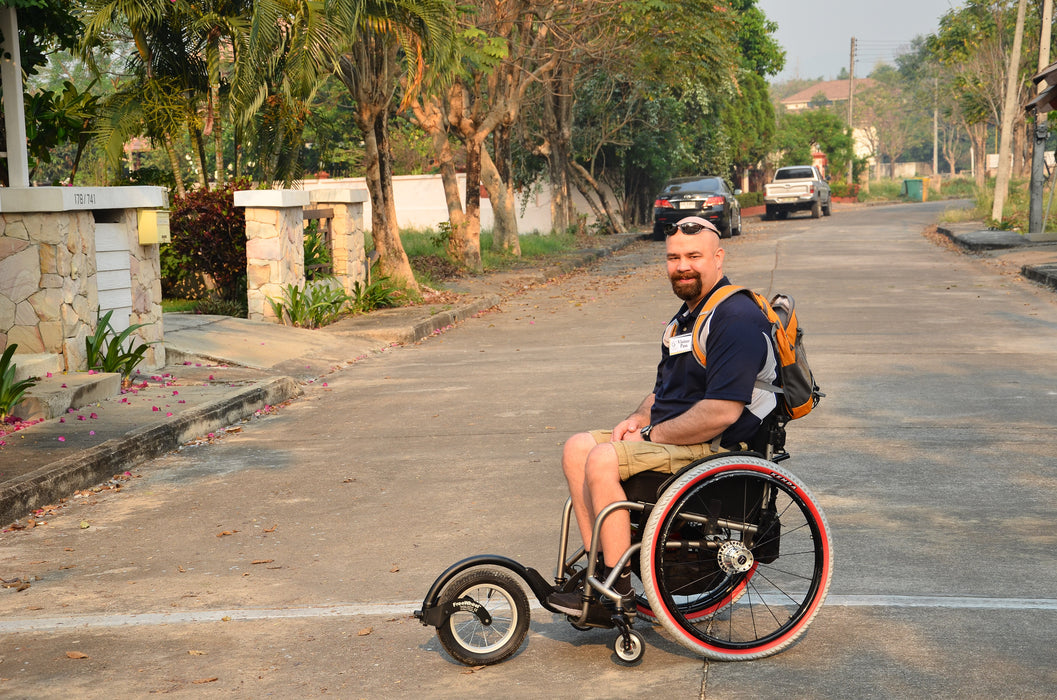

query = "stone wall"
[[0, 186, 167, 371], [0, 211, 96, 371]]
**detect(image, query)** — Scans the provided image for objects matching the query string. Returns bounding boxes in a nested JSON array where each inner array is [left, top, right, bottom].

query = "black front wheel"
[[435, 568, 531, 666]]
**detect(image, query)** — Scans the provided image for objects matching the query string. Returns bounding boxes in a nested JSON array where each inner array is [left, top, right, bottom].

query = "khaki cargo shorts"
[[588, 430, 737, 481]]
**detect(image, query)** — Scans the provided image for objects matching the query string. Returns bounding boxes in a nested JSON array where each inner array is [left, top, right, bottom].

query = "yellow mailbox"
[[138, 209, 171, 245]]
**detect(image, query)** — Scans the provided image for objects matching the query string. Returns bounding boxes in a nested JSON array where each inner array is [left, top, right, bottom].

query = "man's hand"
[[611, 418, 644, 442]]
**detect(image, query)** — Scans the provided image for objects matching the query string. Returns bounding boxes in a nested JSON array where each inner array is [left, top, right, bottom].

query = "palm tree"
[[231, 0, 339, 184], [330, 0, 455, 291], [80, 0, 216, 191], [235, 0, 454, 291], [186, 0, 252, 185]]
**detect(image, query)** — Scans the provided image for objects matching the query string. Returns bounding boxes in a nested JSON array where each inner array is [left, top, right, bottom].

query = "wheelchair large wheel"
[[435, 568, 530, 666], [640, 456, 833, 661]]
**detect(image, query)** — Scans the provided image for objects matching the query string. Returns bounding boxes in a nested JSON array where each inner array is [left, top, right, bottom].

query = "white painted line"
[[1, 595, 1055, 633], [0, 602, 421, 633], [824, 595, 1057, 610]]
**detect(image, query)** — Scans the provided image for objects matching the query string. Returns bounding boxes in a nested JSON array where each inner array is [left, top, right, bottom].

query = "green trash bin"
[[902, 178, 924, 202]]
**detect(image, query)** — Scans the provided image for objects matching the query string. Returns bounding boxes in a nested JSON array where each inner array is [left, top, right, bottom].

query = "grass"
[[162, 299, 197, 313], [367, 226, 584, 289]]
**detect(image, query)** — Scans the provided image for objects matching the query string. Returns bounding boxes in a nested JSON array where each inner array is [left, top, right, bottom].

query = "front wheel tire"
[[435, 568, 530, 666]]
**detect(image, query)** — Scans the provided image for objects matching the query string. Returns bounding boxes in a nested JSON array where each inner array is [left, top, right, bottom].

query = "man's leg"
[[582, 443, 631, 570], [561, 432, 600, 550]]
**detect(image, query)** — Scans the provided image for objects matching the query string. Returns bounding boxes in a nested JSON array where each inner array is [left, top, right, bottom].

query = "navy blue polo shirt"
[[651, 278, 777, 446]]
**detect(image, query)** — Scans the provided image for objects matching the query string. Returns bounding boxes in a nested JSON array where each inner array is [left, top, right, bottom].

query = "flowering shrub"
[[168, 181, 249, 303]]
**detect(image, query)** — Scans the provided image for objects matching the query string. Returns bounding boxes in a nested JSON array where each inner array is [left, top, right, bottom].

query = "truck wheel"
[[764, 206, 775, 220], [811, 200, 822, 219], [823, 198, 832, 216]]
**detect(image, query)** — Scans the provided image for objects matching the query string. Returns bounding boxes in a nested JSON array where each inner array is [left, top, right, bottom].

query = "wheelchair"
[[414, 416, 833, 665]]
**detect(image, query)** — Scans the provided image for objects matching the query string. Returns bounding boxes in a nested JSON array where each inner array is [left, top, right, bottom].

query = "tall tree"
[[857, 65, 915, 178], [330, 0, 455, 290], [412, 1, 550, 270]]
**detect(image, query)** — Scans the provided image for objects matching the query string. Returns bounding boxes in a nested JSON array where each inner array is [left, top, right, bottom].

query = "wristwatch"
[[640, 424, 654, 442]]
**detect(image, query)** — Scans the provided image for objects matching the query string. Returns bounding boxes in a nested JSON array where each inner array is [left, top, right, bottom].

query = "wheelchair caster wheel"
[[612, 629, 645, 665]]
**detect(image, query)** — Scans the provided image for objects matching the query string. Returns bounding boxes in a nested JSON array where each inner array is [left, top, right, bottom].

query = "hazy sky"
[[755, 0, 959, 82]]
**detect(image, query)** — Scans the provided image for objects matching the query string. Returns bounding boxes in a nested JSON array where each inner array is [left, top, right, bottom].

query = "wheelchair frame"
[[414, 427, 833, 666]]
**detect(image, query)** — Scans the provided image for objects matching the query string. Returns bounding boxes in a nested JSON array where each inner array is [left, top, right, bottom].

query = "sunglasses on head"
[[666, 222, 713, 236]]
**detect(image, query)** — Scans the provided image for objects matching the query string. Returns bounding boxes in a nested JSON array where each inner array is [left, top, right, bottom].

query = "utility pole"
[[847, 37, 856, 185], [992, 0, 1029, 223], [933, 74, 939, 191], [1029, 0, 1054, 238]]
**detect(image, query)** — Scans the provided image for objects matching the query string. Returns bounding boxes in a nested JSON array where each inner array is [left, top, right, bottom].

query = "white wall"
[[300, 173, 600, 235]]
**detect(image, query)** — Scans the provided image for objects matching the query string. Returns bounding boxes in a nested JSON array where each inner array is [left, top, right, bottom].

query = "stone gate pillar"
[[308, 188, 369, 295], [234, 190, 308, 323]]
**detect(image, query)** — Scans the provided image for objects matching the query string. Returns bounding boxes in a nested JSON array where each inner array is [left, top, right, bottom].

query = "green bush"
[[829, 182, 861, 199], [168, 181, 248, 304], [85, 309, 153, 380], [0, 344, 40, 421], [159, 242, 210, 300], [351, 276, 401, 313], [736, 191, 764, 208], [268, 280, 352, 328]]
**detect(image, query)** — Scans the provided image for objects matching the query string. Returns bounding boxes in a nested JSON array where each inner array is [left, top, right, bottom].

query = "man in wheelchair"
[[548, 216, 781, 616]]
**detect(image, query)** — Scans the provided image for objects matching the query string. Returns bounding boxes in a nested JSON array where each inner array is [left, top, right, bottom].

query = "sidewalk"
[[0, 233, 646, 526], [937, 221, 1057, 291]]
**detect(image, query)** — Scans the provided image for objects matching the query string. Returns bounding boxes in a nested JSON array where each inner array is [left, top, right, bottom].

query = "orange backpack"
[[693, 285, 823, 421]]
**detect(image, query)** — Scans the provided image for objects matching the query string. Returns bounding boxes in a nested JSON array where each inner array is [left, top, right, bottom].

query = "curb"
[[1021, 262, 1057, 291], [0, 376, 301, 525]]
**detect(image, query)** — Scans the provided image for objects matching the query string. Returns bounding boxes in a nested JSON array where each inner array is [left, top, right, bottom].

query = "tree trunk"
[[449, 136, 483, 271], [481, 140, 519, 254], [189, 124, 209, 190], [212, 83, 225, 186], [969, 121, 986, 189], [410, 95, 468, 259], [992, 0, 1028, 221], [335, 41, 419, 293], [539, 67, 576, 234], [569, 160, 626, 234], [361, 108, 418, 291], [163, 134, 187, 197]]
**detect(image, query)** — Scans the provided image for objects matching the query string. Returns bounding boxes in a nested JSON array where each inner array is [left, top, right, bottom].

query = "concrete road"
[[2, 201, 1056, 698]]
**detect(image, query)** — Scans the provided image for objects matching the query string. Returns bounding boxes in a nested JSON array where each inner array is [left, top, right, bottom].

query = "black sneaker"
[[546, 589, 589, 616]]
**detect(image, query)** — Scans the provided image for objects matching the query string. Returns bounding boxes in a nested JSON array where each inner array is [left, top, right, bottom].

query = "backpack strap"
[[690, 284, 746, 366]]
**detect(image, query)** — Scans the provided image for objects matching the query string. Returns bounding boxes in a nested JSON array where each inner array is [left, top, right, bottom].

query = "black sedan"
[[652, 176, 742, 239]]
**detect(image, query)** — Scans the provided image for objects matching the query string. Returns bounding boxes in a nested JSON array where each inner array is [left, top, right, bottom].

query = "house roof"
[[781, 79, 877, 107]]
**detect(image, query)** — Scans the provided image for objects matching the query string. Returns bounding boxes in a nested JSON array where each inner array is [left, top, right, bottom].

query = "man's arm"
[[611, 394, 655, 442], [625, 398, 742, 445]]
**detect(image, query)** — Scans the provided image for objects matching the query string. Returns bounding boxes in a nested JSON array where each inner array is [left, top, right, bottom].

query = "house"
[[780, 78, 876, 113]]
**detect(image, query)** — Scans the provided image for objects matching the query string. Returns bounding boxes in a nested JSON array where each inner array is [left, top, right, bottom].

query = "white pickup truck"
[[764, 165, 831, 220]]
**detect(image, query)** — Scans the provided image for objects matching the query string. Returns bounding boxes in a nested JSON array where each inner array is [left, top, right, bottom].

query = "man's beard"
[[670, 272, 702, 301]]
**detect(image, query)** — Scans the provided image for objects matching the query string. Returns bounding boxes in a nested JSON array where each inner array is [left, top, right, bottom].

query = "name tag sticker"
[[669, 333, 693, 355]]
